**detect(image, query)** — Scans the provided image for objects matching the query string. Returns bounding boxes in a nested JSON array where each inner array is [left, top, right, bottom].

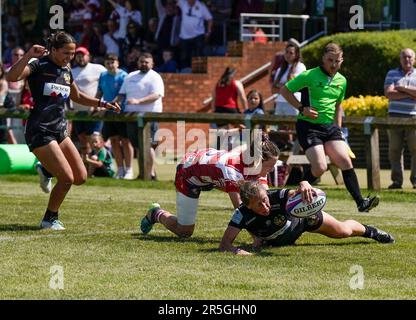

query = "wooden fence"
[[2, 109, 416, 191]]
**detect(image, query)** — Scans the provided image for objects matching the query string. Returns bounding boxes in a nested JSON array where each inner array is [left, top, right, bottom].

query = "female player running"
[[6, 31, 120, 230]]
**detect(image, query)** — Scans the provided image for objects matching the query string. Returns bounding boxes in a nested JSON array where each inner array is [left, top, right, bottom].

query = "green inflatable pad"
[[0, 144, 38, 174]]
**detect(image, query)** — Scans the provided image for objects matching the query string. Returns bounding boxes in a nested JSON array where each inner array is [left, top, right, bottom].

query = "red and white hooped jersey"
[[176, 148, 267, 194]]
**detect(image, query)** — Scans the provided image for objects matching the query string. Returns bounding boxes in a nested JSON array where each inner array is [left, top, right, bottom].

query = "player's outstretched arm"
[[220, 226, 252, 256], [70, 82, 121, 113], [6, 45, 46, 82]]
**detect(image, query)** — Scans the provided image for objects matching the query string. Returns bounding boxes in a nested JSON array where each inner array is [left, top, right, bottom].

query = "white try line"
[[0, 227, 228, 243]]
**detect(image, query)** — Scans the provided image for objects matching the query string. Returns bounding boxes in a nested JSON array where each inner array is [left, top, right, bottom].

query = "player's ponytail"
[[45, 31, 76, 52]]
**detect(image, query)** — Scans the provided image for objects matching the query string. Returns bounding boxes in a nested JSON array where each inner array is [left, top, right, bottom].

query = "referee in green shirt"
[[280, 43, 379, 212]]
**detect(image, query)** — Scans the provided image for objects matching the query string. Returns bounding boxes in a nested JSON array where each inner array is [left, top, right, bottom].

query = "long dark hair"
[[0, 62, 5, 80], [275, 42, 302, 84], [218, 67, 236, 87], [45, 31, 76, 52], [247, 89, 264, 111]]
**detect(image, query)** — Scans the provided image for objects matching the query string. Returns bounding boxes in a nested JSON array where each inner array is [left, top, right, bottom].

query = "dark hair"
[[139, 52, 153, 60], [45, 31, 76, 52], [245, 132, 280, 170], [247, 89, 264, 111], [218, 67, 236, 87], [275, 42, 302, 84], [105, 53, 119, 61], [0, 62, 5, 79]]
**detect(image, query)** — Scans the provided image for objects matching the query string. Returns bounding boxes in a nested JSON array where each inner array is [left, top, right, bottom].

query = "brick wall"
[[158, 41, 286, 156]]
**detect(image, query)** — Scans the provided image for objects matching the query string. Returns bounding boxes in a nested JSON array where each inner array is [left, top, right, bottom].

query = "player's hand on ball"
[[298, 181, 314, 203]]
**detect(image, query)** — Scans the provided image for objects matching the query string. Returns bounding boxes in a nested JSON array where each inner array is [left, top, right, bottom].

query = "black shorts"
[[126, 121, 160, 148], [265, 211, 324, 247], [25, 127, 69, 152], [102, 121, 128, 140], [296, 119, 344, 152]]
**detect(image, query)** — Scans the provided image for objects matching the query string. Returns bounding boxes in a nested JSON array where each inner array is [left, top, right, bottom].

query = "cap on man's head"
[[75, 46, 90, 55]]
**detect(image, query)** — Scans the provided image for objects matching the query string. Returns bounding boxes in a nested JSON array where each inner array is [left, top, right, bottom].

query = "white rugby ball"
[[285, 188, 326, 218]]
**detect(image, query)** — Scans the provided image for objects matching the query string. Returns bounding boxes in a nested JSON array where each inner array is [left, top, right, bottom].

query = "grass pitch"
[[0, 171, 415, 300]]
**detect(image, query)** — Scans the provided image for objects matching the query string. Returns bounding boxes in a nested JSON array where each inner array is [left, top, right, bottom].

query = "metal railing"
[[240, 13, 327, 43]]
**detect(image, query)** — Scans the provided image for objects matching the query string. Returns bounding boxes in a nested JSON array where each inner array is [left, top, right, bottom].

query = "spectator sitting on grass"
[[83, 133, 116, 178]]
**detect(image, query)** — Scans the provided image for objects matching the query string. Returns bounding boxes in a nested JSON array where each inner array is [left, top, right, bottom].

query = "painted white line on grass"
[[0, 227, 227, 243]]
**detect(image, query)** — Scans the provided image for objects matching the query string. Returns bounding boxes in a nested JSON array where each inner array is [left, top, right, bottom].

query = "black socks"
[[43, 209, 58, 222], [363, 225, 377, 239], [41, 166, 53, 178], [342, 168, 363, 206]]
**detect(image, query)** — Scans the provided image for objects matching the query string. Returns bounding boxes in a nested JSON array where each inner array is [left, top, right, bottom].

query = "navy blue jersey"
[[228, 189, 323, 246], [26, 56, 73, 134]]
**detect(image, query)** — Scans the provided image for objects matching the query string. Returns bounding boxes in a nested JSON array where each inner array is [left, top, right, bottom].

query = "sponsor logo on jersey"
[[63, 73, 71, 84], [43, 82, 70, 99], [273, 215, 286, 227], [231, 209, 243, 224]]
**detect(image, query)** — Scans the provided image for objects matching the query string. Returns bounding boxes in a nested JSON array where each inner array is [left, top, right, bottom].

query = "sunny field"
[[0, 168, 415, 300]]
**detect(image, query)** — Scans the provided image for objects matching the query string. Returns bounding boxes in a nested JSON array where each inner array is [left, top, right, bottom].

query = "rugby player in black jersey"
[[6, 31, 120, 230], [220, 181, 395, 255]]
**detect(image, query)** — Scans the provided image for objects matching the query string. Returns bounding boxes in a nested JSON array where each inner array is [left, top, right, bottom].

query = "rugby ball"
[[285, 188, 326, 218]]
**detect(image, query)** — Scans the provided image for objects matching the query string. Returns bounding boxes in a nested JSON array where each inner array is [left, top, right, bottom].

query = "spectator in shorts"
[[97, 53, 131, 179], [71, 46, 107, 156], [84, 133, 116, 178], [114, 52, 165, 180]]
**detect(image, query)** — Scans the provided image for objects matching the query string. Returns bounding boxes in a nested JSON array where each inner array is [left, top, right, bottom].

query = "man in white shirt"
[[72, 46, 107, 155], [115, 53, 165, 180], [177, 0, 213, 69]]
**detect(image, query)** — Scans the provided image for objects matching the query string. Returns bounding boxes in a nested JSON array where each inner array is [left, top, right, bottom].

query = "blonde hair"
[[239, 181, 261, 206], [323, 43, 343, 56]]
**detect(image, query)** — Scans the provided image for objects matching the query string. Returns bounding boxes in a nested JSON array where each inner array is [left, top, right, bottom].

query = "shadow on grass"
[[294, 240, 372, 247], [131, 233, 218, 245], [0, 224, 40, 232]]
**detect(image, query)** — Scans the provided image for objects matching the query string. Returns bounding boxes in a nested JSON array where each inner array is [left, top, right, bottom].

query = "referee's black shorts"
[[296, 119, 344, 152]]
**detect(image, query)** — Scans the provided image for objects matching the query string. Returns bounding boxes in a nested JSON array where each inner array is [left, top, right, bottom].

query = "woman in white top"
[[272, 41, 306, 116]]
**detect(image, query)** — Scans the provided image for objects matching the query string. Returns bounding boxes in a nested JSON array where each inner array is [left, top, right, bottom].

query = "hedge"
[[301, 30, 416, 98]]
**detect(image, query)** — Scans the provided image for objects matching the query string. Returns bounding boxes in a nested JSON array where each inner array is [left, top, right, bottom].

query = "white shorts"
[[176, 192, 199, 226]]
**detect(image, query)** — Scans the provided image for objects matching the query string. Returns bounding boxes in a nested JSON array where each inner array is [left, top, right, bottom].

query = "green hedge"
[[301, 30, 416, 98]]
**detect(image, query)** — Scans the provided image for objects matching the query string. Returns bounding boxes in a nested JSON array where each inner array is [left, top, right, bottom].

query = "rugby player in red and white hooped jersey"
[[140, 136, 285, 238]]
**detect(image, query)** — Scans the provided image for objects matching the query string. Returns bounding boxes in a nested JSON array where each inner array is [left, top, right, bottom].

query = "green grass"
[[0, 170, 415, 300]]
